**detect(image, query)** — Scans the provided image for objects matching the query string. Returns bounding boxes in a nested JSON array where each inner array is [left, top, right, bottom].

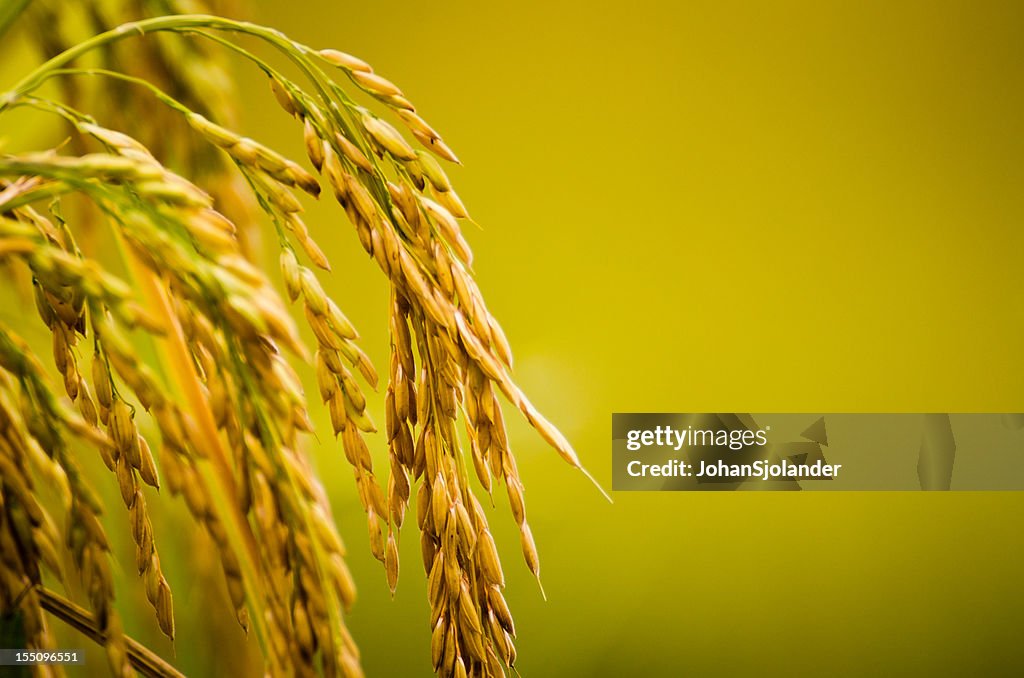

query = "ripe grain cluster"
[[0, 11, 603, 678]]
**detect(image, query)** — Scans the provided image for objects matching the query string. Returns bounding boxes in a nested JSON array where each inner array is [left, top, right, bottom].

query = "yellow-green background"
[[5, 0, 1024, 675]]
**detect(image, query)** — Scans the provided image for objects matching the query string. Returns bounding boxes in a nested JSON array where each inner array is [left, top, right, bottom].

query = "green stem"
[[0, 12, 395, 205], [2, 14, 321, 112], [38, 68, 193, 115]]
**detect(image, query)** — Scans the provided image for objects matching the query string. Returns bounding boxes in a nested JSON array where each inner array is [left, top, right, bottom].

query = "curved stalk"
[[38, 587, 185, 678], [3, 14, 324, 111]]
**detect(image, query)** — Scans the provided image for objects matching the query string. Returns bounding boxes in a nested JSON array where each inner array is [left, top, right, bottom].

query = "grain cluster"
[[0, 11, 604, 678]]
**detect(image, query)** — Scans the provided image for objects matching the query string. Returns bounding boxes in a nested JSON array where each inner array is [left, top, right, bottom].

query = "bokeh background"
[[4, 0, 1024, 675]]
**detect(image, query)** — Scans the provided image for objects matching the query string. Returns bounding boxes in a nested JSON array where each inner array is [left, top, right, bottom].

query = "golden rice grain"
[[318, 49, 372, 73]]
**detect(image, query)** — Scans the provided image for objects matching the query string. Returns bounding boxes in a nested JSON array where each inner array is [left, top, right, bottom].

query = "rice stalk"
[[0, 12, 606, 677]]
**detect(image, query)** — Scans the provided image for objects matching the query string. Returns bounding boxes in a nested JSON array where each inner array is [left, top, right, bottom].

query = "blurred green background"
[[5, 0, 1024, 675]]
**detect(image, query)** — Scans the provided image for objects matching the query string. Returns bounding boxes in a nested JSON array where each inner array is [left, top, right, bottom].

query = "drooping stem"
[[1, 14, 326, 112], [38, 587, 185, 678]]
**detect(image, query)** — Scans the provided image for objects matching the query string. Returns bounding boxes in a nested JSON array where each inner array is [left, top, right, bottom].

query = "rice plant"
[[0, 3, 603, 677]]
